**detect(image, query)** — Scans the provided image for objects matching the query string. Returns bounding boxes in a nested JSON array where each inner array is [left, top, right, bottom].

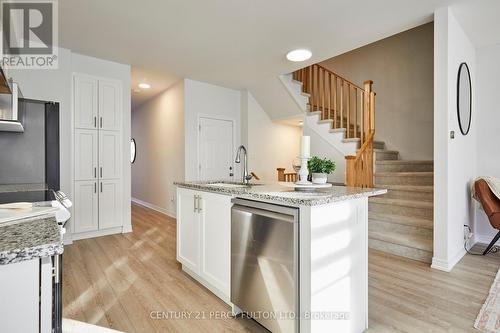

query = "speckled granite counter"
[[174, 181, 386, 207], [0, 215, 63, 265]]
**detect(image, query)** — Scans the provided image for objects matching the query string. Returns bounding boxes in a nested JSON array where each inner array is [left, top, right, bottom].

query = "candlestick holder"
[[295, 156, 311, 185]]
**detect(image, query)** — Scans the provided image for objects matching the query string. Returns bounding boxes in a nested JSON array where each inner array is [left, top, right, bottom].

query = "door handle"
[[197, 196, 202, 213], [94, 116, 97, 128], [94, 182, 96, 193], [193, 195, 198, 213], [100, 182, 103, 193], [100, 117, 103, 128], [94, 167, 97, 178], [100, 167, 102, 178]]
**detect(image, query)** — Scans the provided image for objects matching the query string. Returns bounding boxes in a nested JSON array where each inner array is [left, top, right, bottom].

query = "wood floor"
[[63, 204, 500, 333]]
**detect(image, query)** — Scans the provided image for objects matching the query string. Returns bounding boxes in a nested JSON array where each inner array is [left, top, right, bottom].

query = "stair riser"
[[375, 175, 433, 186], [369, 214, 433, 229], [369, 220, 433, 242], [369, 202, 433, 219], [381, 190, 433, 202], [375, 151, 399, 161], [369, 239, 432, 263], [375, 163, 433, 173]]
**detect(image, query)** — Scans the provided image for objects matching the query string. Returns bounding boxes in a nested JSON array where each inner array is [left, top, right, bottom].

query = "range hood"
[[0, 67, 23, 132]]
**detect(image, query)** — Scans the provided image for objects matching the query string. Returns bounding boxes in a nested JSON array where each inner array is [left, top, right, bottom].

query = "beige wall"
[[131, 80, 185, 217], [244, 91, 302, 181], [320, 23, 434, 160]]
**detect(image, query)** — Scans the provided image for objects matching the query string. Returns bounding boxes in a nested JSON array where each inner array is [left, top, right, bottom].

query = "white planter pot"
[[312, 173, 328, 184]]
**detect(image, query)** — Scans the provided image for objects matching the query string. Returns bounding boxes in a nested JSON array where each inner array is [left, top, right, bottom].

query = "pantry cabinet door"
[[74, 75, 98, 129], [98, 79, 121, 131], [98, 179, 123, 229], [73, 180, 99, 233], [99, 130, 121, 179], [75, 129, 98, 181]]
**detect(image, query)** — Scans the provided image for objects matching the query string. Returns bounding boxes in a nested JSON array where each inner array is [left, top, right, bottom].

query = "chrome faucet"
[[235, 145, 253, 185]]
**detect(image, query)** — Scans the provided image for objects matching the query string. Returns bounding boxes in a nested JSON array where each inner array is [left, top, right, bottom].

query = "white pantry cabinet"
[[176, 187, 231, 301], [73, 73, 123, 239]]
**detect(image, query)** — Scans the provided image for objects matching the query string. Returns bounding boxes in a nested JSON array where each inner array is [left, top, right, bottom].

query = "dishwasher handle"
[[232, 204, 297, 223]]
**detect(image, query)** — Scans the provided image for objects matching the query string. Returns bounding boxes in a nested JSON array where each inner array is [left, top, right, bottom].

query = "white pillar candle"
[[300, 136, 310, 158]]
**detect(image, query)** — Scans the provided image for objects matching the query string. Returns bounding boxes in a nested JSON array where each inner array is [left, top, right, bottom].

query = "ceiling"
[[59, 0, 472, 112]]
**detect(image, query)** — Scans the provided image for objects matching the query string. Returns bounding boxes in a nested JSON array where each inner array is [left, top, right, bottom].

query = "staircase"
[[287, 64, 434, 263]]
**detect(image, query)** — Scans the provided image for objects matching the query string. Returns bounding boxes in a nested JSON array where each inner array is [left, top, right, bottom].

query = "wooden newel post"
[[345, 156, 356, 186], [277, 168, 285, 182]]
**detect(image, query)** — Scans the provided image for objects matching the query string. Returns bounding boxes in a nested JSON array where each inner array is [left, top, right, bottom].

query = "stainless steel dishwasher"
[[231, 198, 299, 333]]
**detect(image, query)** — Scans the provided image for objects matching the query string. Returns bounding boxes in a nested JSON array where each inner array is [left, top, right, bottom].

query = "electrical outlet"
[[464, 225, 471, 242]]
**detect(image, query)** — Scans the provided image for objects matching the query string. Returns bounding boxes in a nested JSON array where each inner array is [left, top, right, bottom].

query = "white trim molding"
[[431, 248, 466, 272], [131, 197, 176, 219]]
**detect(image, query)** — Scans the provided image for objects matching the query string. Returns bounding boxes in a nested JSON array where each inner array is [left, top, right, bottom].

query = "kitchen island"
[[175, 181, 386, 333]]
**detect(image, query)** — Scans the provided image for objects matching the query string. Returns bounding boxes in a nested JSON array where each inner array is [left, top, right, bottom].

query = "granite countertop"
[[174, 181, 387, 207], [0, 215, 63, 265]]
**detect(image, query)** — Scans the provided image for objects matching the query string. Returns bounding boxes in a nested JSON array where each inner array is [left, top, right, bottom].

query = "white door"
[[75, 129, 98, 181], [99, 130, 121, 179], [99, 79, 121, 131], [199, 192, 231, 297], [74, 180, 98, 233], [198, 117, 234, 181], [74, 75, 98, 129], [176, 188, 200, 272], [98, 179, 123, 229]]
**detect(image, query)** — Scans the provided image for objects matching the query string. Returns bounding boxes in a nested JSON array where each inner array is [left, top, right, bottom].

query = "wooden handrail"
[[293, 64, 376, 187]]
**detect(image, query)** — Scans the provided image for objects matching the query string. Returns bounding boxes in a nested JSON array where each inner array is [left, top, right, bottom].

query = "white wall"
[[9, 48, 132, 238], [320, 23, 434, 160], [474, 43, 500, 245], [184, 79, 242, 181], [131, 81, 184, 217], [244, 91, 302, 181], [433, 7, 476, 271]]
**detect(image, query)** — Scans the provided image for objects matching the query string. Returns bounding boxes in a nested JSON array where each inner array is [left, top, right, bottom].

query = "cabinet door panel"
[[99, 80, 121, 131], [98, 179, 123, 229], [200, 192, 231, 296], [75, 129, 98, 181], [74, 75, 98, 129], [99, 130, 121, 179], [177, 188, 200, 272], [0, 260, 39, 333], [74, 180, 98, 233]]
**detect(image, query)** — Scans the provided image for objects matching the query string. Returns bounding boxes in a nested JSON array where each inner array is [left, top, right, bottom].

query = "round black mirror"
[[457, 62, 472, 135], [130, 139, 137, 163]]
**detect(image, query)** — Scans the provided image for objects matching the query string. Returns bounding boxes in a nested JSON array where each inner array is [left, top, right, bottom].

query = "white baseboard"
[[431, 248, 466, 272], [131, 197, 176, 219], [72, 226, 123, 241], [473, 233, 500, 246]]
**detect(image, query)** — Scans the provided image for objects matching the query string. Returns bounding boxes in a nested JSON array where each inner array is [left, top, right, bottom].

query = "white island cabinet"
[[176, 182, 386, 333], [176, 187, 232, 302]]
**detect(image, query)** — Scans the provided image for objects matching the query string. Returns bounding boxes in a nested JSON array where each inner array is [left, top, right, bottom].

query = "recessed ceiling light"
[[138, 83, 151, 89], [286, 49, 312, 62], [298, 121, 304, 126]]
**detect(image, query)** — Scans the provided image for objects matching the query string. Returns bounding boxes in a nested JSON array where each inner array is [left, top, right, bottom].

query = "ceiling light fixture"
[[138, 83, 151, 89], [298, 121, 304, 126], [286, 49, 312, 62]]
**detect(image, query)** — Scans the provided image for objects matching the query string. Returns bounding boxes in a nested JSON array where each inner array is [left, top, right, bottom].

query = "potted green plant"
[[308, 156, 336, 184]]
